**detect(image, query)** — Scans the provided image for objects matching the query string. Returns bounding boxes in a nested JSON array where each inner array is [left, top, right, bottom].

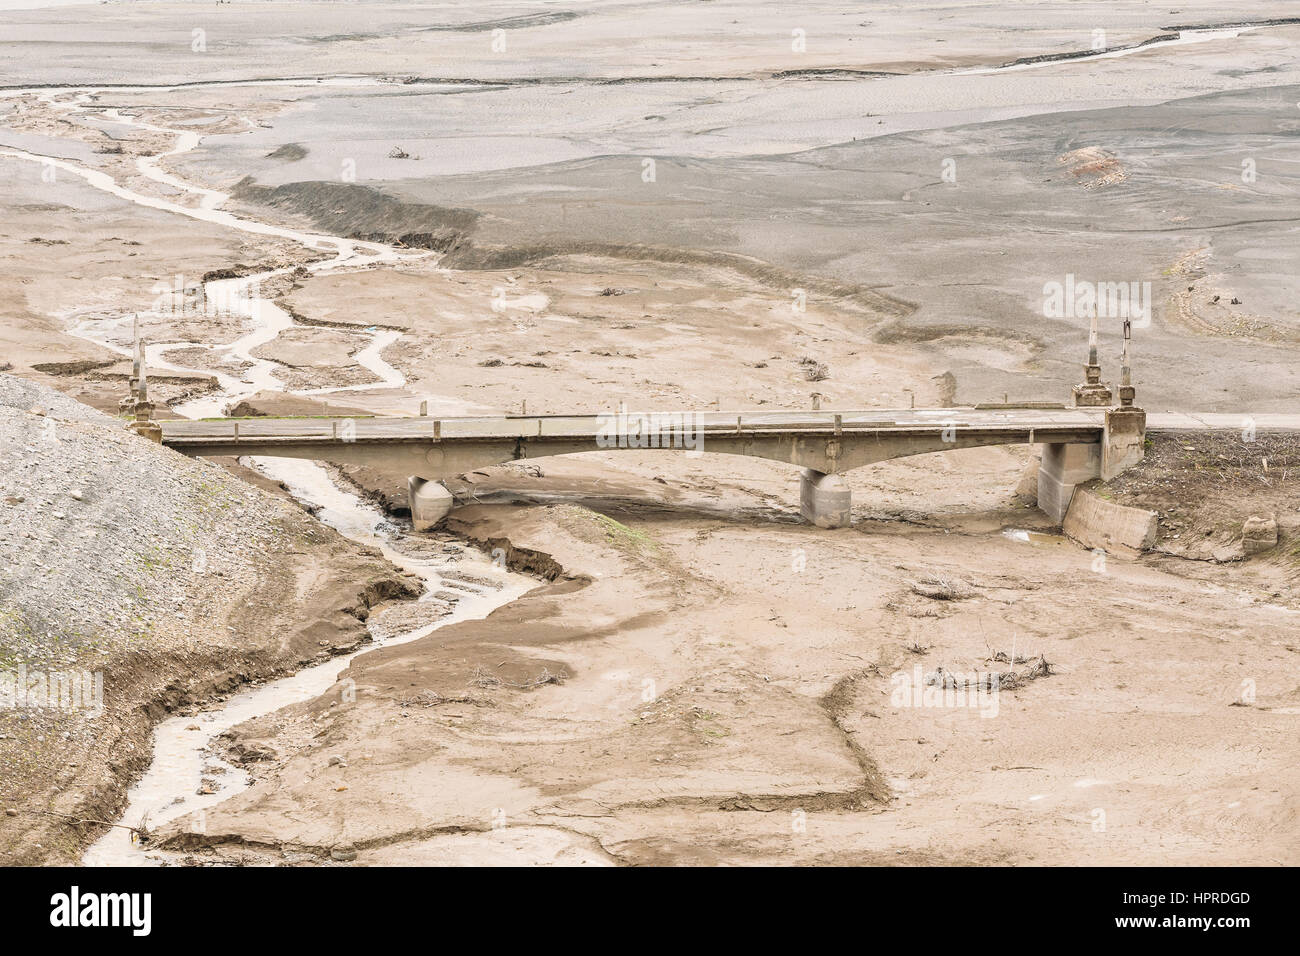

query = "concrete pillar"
[[799, 469, 851, 528], [1037, 442, 1100, 524], [120, 314, 142, 416], [125, 347, 162, 443], [408, 476, 454, 531]]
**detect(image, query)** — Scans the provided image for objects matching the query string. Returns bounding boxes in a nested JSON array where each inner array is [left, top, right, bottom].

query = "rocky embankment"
[[0, 374, 416, 864], [1101, 432, 1298, 567]]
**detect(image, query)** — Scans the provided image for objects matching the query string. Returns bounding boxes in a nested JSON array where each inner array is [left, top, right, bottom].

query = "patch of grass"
[[686, 707, 730, 740], [579, 509, 660, 555]]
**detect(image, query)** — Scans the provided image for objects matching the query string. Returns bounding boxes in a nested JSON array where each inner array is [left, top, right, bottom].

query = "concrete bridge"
[[131, 319, 1295, 531], [158, 405, 1161, 529]]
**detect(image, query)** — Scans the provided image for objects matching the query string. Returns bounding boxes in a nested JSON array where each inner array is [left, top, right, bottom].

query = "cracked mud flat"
[[1, 1, 1298, 867]]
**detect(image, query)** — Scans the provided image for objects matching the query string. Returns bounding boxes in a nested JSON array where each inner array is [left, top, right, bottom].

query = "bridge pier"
[[799, 469, 851, 528], [1037, 442, 1100, 524], [408, 476, 454, 531]]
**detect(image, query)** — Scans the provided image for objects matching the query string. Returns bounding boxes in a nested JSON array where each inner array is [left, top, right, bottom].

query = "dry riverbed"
[[2, 0, 1299, 867], [153, 458, 1300, 865]]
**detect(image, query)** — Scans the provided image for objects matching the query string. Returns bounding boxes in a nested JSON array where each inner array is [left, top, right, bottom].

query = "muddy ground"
[[158, 466, 1299, 866], [1, 1, 1297, 866]]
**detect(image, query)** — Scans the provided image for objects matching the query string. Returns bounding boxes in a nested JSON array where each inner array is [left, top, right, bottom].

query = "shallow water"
[[82, 456, 531, 867], [1001, 527, 1067, 548]]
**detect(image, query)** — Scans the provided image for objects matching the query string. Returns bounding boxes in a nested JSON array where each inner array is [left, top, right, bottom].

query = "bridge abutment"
[[1037, 442, 1100, 524], [1036, 411, 1146, 524], [408, 476, 454, 531], [799, 469, 851, 528]]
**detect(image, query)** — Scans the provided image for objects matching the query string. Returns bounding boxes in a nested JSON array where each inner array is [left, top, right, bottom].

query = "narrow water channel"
[[0, 83, 532, 865]]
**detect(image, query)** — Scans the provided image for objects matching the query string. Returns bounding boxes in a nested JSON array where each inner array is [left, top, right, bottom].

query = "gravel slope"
[[0, 374, 415, 864]]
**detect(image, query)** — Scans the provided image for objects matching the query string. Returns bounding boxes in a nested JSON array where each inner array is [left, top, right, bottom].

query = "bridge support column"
[[408, 476, 454, 531], [800, 469, 851, 529], [1037, 443, 1100, 524]]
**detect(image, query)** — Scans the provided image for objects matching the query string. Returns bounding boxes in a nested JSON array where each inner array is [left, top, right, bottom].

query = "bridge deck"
[[161, 407, 1109, 445], [158, 408, 1300, 447]]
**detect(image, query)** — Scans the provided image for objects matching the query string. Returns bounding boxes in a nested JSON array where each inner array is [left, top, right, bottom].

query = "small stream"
[[960, 27, 1248, 75], [82, 457, 532, 867], [0, 84, 533, 865]]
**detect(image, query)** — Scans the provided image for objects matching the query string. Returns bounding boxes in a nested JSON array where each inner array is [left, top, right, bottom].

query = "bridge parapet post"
[[1073, 311, 1113, 407], [119, 313, 142, 416], [125, 340, 162, 444]]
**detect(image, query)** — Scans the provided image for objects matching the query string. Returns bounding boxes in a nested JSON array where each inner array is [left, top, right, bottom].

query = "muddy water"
[[82, 459, 532, 867], [0, 85, 532, 864]]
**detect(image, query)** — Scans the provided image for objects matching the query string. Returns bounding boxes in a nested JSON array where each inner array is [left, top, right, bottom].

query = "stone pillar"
[[125, 349, 162, 443], [408, 476, 454, 531], [1072, 311, 1112, 407], [1037, 442, 1100, 523], [119, 313, 142, 415], [799, 469, 851, 528]]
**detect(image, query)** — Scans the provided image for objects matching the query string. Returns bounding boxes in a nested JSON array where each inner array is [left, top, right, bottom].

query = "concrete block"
[[1242, 514, 1278, 555], [799, 469, 851, 529], [1036, 470, 1071, 524], [1102, 407, 1146, 480], [1072, 383, 1113, 407], [1042, 442, 1101, 484], [408, 475, 454, 531], [1062, 487, 1158, 556], [126, 420, 162, 443]]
